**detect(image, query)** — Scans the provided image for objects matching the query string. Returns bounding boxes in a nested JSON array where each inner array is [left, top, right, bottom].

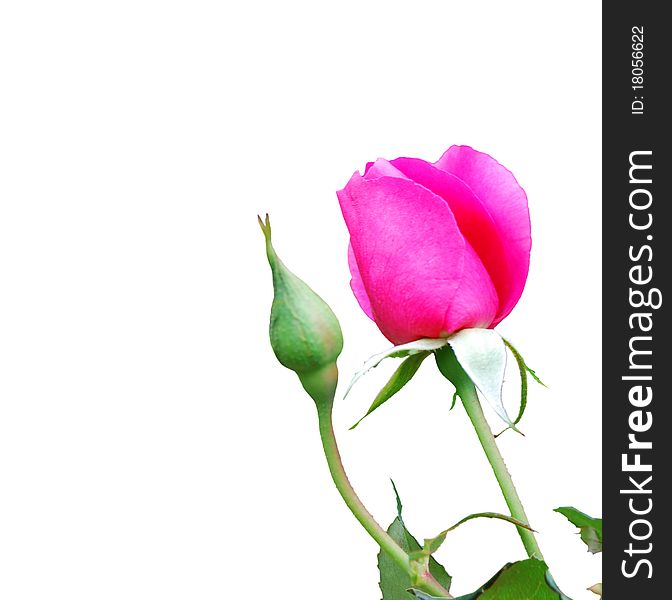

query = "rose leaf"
[[379, 482, 452, 600], [554, 507, 603, 554], [410, 559, 572, 600]]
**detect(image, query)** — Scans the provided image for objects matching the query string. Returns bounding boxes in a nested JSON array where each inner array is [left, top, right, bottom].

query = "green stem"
[[457, 382, 544, 561], [316, 399, 452, 598]]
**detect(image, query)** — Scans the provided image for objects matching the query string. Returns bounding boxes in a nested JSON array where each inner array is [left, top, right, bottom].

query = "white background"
[[0, 2, 601, 599]]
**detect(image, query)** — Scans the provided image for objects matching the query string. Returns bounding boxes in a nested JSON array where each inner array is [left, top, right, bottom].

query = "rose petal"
[[347, 242, 374, 320], [445, 247, 498, 333], [390, 157, 507, 323], [338, 172, 497, 344], [434, 146, 531, 325], [363, 157, 409, 180]]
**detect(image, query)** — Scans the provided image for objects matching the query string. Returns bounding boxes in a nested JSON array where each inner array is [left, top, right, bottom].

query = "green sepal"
[[493, 339, 546, 435], [345, 338, 449, 398], [259, 215, 343, 405], [350, 352, 430, 429], [449, 390, 458, 411], [435, 331, 517, 429]]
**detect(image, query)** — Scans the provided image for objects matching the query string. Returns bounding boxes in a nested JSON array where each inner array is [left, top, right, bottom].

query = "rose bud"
[[259, 215, 343, 405], [337, 145, 532, 344]]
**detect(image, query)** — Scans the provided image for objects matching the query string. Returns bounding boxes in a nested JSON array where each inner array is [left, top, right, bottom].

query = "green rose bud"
[[259, 215, 343, 405]]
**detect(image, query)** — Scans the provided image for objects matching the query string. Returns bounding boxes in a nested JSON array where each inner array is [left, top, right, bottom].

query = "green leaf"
[[545, 571, 573, 600], [420, 513, 534, 556], [350, 352, 430, 429], [555, 507, 603, 554], [408, 592, 454, 600], [379, 483, 451, 600], [411, 559, 572, 600]]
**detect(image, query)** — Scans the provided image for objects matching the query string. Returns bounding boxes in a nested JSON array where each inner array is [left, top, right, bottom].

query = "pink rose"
[[337, 145, 531, 345]]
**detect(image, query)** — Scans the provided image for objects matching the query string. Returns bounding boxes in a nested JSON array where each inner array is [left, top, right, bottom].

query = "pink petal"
[[434, 146, 531, 325], [444, 245, 498, 333], [337, 172, 497, 344], [391, 157, 508, 323], [347, 242, 374, 320], [363, 157, 409, 181]]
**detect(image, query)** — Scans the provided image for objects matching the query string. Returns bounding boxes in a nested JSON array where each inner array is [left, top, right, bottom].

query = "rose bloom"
[[337, 146, 531, 345]]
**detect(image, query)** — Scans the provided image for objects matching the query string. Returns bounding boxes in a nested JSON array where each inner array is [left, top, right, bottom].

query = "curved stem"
[[316, 399, 452, 598], [457, 382, 544, 561]]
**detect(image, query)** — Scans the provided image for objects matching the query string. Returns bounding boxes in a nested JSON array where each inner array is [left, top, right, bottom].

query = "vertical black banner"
[[603, 2, 670, 598]]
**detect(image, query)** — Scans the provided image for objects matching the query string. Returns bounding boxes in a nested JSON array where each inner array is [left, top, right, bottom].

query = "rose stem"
[[457, 381, 544, 561], [316, 398, 452, 598]]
